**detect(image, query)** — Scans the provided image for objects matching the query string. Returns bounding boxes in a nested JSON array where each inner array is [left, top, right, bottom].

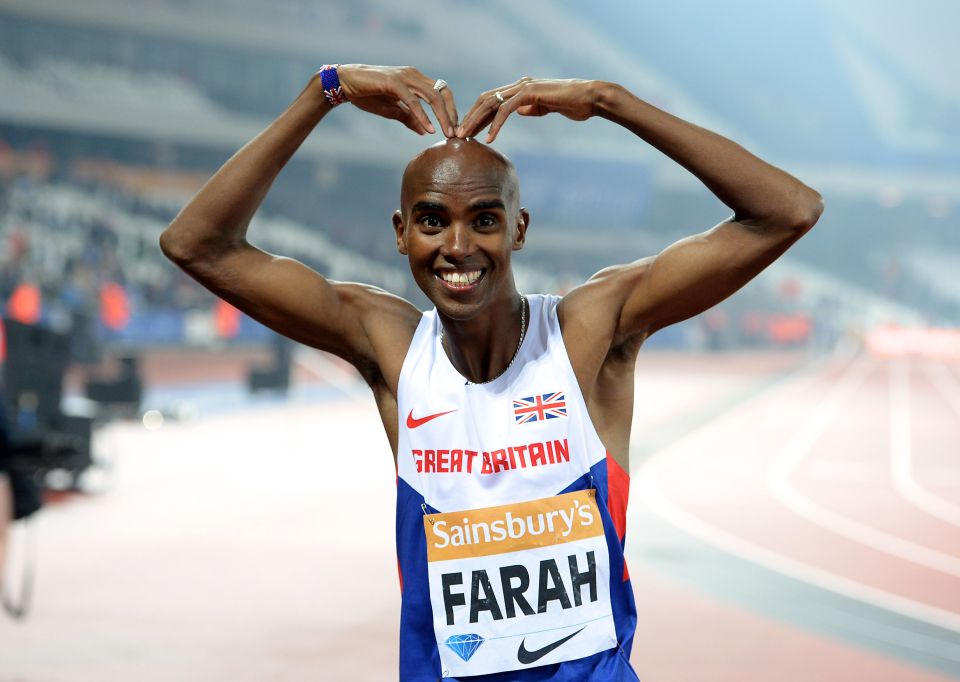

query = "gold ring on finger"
[[495, 91, 505, 105]]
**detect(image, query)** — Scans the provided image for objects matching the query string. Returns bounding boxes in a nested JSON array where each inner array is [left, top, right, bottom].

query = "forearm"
[[593, 82, 822, 231], [160, 75, 331, 265]]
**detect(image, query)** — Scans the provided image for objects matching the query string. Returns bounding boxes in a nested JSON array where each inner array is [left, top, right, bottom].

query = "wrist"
[[591, 80, 625, 119], [301, 73, 332, 117], [317, 64, 349, 107]]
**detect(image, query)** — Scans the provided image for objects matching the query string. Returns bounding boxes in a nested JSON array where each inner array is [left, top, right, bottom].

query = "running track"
[[632, 351, 960, 680], [0, 349, 957, 680]]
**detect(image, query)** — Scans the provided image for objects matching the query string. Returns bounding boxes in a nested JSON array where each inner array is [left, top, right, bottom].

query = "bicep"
[[181, 242, 378, 361], [618, 220, 802, 338]]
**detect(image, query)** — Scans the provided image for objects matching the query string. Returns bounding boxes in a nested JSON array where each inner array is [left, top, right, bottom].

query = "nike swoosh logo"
[[517, 627, 585, 665], [405, 409, 457, 429]]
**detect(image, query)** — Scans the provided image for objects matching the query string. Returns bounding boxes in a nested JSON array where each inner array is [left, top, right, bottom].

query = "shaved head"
[[392, 137, 530, 321], [400, 138, 520, 215]]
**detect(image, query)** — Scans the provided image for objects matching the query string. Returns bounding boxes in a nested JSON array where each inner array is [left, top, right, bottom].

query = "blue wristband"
[[318, 64, 348, 107]]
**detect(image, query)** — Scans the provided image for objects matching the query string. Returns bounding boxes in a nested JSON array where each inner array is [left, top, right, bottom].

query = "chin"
[[428, 293, 485, 321], [417, 274, 489, 317]]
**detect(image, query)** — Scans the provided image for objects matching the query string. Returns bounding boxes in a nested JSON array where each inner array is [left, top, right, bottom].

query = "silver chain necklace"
[[441, 294, 527, 385]]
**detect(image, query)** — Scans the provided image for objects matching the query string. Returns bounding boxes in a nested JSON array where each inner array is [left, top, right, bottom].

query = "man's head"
[[393, 138, 529, 320]]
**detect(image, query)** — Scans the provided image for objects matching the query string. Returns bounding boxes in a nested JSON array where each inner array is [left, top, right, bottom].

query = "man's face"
[[393, 140, 528, 320]]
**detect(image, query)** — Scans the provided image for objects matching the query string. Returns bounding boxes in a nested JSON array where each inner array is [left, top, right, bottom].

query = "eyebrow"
[[411, 201, 446, 214], [411, 199, 506, 214], [469, 199, 506, 212]]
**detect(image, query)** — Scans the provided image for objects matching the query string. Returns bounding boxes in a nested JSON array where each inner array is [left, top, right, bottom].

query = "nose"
[[440, 222, 474, 260]]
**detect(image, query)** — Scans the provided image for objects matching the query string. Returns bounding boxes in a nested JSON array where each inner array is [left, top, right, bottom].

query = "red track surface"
[[636, 353, 960, 660], [631, 563, 953, 682], [2, 350, 958, 680]]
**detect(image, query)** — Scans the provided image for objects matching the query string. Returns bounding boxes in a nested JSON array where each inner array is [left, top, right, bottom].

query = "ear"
[[512, 208, 530, 251], [392, 210, 408, 255]]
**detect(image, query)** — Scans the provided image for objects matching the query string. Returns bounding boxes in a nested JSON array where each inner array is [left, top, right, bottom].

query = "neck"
[[440, 292, 526, 384]]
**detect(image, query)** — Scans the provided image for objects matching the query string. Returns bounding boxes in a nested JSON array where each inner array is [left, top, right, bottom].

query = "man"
[[160, 64, 822, 681]]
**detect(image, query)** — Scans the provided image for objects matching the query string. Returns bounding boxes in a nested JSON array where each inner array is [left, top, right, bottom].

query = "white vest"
[[396, 294, 620, 678]]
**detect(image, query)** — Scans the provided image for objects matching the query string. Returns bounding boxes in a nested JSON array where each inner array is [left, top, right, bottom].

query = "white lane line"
[[926, 361, 960, 419], [891, 361, 960, 528], [636, 355, 960, 633], [638, 462, 960, 633], [769, 356, 960, 577]]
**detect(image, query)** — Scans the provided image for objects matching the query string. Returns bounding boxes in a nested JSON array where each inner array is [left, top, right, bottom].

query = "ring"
[[495, 91, 505, 104], [433, 79, 448, 92]]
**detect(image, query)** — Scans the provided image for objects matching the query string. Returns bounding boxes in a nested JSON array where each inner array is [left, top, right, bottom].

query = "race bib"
[[424, 490, 618, 677]]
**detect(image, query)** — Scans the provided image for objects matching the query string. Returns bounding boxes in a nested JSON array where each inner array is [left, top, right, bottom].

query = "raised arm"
[[457, 78, 823, 346], [159, 65, 458, 378]]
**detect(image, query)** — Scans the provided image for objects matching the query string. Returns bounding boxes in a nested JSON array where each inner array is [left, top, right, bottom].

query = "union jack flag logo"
[[324, 85, 348, 105], [513, 392, 567, 424]]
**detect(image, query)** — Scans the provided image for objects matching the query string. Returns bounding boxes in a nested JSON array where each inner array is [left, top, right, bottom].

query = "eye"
[[418, 214, 443, 230], [475, 213, 497, 228]]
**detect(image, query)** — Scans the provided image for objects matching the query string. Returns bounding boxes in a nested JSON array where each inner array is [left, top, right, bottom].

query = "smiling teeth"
[[440, 270, 481, 286]]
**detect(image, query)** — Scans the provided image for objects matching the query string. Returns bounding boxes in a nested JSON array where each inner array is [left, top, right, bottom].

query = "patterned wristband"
[[318, 64, 348, 107]]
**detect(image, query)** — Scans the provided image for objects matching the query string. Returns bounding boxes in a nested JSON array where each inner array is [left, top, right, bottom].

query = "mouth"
[[435, 268, 485, 292]]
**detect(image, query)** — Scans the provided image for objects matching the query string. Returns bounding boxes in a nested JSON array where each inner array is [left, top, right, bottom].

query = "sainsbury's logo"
[[424, 490, 600, 562]]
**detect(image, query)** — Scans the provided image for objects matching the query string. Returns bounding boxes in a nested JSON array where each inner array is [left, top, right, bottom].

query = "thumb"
[[516, 104, 547, 117]]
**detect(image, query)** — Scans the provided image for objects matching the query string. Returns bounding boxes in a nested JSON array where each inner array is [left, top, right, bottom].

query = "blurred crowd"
[[0, 137, 852, 357], [1, 0, 957, 361], [0, 141, 217, 357], [1, 128, 956, 359]]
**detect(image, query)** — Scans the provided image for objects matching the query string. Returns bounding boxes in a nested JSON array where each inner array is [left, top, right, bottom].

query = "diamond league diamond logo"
[[445, 633, 484, 662]]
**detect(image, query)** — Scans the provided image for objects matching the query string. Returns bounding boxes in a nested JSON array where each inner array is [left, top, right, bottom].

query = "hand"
[[336, 64, 458, 137], [456, 77, 598, 142]]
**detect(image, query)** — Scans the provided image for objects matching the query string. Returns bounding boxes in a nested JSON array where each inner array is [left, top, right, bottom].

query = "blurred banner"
[[512, 152, 652, 228], [867, 324, 960, 359]]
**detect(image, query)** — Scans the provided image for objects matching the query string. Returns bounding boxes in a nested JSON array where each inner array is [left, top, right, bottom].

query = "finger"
[[437, 85, 459, 136], [516, 104, 546, 117], [352, 97, 426, 135], [483, 82, 533, 141], [458, 80, 529, 138], [414, 83, 455, 137], [397, 86, 435, 134], [391, 100, 428, 135], [455, 92, 491, 138], [457, 89, 508, 138], [486, 89, 529, 143]]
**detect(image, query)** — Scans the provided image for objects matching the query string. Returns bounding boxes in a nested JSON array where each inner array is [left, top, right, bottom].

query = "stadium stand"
[[1, 0, 958, 359]]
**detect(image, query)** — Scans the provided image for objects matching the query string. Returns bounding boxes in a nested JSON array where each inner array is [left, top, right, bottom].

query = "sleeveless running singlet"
[[396, 294, 639, 681]]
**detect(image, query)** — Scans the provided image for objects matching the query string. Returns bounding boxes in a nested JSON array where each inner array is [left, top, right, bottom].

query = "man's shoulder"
[[336, 281, 420, 320], [558, 258, 654, 322], [335, 282, 422, 388]]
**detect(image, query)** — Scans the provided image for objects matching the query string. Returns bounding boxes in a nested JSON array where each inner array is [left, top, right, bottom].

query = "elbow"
[[791, 187, 824, 234], [158, 224, 190, 266], [159, 219, 210, 270], [160, 219, 242, 274], [742, 187, 824, 237], [762, 186, 823, 236]]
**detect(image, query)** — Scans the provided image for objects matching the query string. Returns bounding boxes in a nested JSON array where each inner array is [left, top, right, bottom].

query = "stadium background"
[[1, 1, 958, 680]]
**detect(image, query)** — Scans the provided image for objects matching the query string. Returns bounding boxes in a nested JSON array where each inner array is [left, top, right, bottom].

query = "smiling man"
[[396, 140, 528, 379], [160, 64, 822, 681]]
